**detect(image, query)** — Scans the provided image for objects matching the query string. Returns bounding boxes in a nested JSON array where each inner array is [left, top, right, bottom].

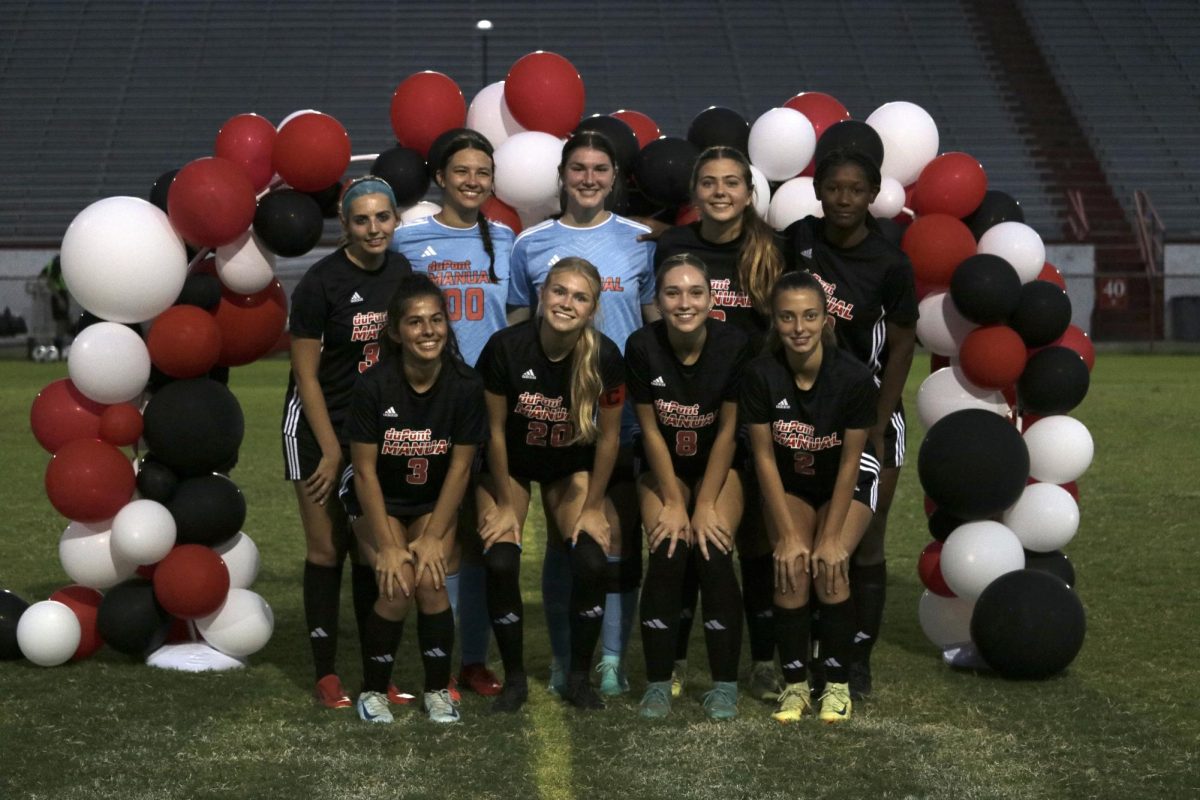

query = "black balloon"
[[142, 378, 244, 477], [149, 169, 179, 213], [1010, 280, 1072, 347], [574, 115, 640, 176], [167, 473, 246, 547], [254, 190, 324, 257], [1023, 549, 1077, 588], [963, 190, 1024, 241], [686, 106, 750, 154], [372, 146, 431, 209], [136, 456, 179, 504], [928, 507, 967, 542], [1017, 346, 1089, 415], [971, 569, 1086, 679], [0, 590, 30, 660], [814, 120, 885, 171], [175, 272, 222, 310], [425, 127, 475, 175], [634, 137, 700, 208], [950, 254, 1022, 324], [918, 409, 1030, 519], [97, 579, 172, 657], [307, 181, 343, 219]]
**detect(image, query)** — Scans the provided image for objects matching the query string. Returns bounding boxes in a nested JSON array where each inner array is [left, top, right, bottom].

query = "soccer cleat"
[[748, 660, 784, 702], [848, 660, 872, 700], [564, 671, 605, 710], [818, 682, 853, 724], [638, 681, 672, 719], [387, 683, 416, 705], [702, 681, 739, 721], [355, 691, 394, 724], [489, 675, 529, 714], [314, 674, 352, 709], [423, 688, 461, 724], [459, 663, 503, 697], [548, 659, 568, 698], [670, 659, 687, 699], [771, 681, 813, 723], [595, 654, 630, 696]]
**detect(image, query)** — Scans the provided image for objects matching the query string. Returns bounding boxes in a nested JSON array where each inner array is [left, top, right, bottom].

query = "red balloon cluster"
[[505, 51, 586, 138], [273, 112, 351, 193], [390, 72, 467, 158], [167, 157, 258, 248]]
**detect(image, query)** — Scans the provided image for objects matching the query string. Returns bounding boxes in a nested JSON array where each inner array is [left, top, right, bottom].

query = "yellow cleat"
[[818, 681, 853, 724], [770, 681, 812, 723]]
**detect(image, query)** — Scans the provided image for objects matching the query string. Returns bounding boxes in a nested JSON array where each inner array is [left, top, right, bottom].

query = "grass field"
[[1, 354, 1197, 800]]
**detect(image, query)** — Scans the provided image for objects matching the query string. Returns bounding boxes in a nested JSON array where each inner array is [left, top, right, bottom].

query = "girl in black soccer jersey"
[[475, 257, 626, 712], [626, 254, 750, 720], [341, 274, 486, 725], [742, 270, 881, 724], [781, 150, 918, 698], [281, 176, 412, 710]]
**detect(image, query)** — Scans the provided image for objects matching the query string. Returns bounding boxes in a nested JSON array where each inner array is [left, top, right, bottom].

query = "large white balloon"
[[59, 519, 138, 589], [111, 499, 177, 565], [213, 531, 261, 589], [940, 521, 1025, 600], [1002, 482, 1080, 552], [869, 176, 906, 218], [196, 588, 274, 657], [918, 590, 975, 649], [16, 600, 81, 667], [977, 221, 1045, 283], [1024, 415, 1094, 483], [865, 101, 940, 186], [60, 196, 188, 324], [767, 176, 822, 231], [400, 201, 441, 223], [748, 164, 771, 219], [748, 107, 816, 182], [916, 292, 977, 356], [215, 230, 276, 295], [67, 321, 151, 404], [916, 366, 1010, 430], [466, 81, 526, 150], [493, 131, 564, 212]]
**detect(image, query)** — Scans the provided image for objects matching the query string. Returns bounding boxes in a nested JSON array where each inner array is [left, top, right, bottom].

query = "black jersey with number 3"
[[477, 320, 625, 484], [626, 319, 750, 478], [740, 347, 878, 500], [343, 359, 486, 515]]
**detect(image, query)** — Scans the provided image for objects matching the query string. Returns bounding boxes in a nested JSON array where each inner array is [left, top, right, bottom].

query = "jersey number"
[[526, 421, 574, 447], [406, 457, 428, 485], [675, 430, 698, 457], [793, 452, 815, 476], [708, 309, 726, 322], [443, 287, 485, 322], [358, 342, 381, 374]]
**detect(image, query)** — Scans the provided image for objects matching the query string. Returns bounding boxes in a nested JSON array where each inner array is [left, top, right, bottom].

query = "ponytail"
[[568, 326, 604, 444], [738, 206, 783, 314], [477, 213, 498, 283]]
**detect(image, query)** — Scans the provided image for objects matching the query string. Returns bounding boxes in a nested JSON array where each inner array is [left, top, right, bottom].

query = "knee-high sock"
[[360, 611, 405, 693], [639, 543, 689, 682], [697, 548, 743, 683], [457, 561, 492, 666], [675, 554, 700, 661], [350, 562, 377, 632], [541, 544, 572, 666], [417, 608, 455, 693], [568, 533, 607, 674], [849, 561, 887, 664], [304, 560, 344, 681], [774, 604, 811, 685], [601, 555, 639, 659], [484, 543, 524, 678], [818, 598, 855, 684], [740, 553, 776, 662]]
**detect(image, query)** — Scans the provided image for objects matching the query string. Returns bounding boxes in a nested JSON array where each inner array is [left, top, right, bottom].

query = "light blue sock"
[[457, 561, 491, 666], [601, 556, 639, 659], [445, 571, 460, 617], [542, 544, 572, 666]]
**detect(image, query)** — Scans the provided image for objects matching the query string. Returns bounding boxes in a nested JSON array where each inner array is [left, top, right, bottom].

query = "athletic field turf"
[[1, 354, 1196, 800]]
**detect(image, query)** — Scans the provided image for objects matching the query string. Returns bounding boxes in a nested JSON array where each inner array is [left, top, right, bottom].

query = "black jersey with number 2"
[[626, 318, 750, 478], [740, 347, 878, 501], [477, 320, 625, 484]]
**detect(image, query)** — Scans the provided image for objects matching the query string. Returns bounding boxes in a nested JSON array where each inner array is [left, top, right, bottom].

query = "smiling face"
[[772, 287, 827, 358], [539, 268, 599, 336], [561, 146, 615, 214], [390, 294, 448, 365], [437, 147, 493, 217], [342, 193, 397, 263], [656, 262, 712, 336], [693, 157, 752, 227], [815, 162, 878, 232]]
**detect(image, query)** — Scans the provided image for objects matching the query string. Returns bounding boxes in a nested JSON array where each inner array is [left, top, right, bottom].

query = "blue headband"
[[340, 176, 397, 219]]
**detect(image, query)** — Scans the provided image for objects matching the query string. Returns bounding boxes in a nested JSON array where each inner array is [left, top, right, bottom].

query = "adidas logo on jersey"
[[350, 291, 364, 303], [421, 245, 437, 258], [651, 376, 666, 387], [522, 369, 537, 380], [548, 254, 561, 267], [800, 248, 813, 259], [383, 407, 398, 418], [776, 398, 791, 410]]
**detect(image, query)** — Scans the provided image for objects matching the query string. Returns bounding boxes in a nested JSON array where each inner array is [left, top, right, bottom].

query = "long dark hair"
[[435, 129, 500, 283], [382, 273, 465, 371], [762, 269, 836, 355], [558, 129, 626, 214]]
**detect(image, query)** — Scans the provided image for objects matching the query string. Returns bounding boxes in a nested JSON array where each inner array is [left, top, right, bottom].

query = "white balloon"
[[60, 196, 188, 324], [277, 108, 319, 130], [466, 81, 526, 150], [941, 521, 1025, 600], [865, 101, 940, 186], [111, 499, 177, 565], [977, 221, 1045, 283], [212, 532, 261, 589], [748, 107, 816, 182], [916, 292, 977, 357], [918, 590, 975, 649], [16, 600, 81, 667], [767, 176, 822, 231], [67, 322, 151, 404], [401, 201, 441, 223], [916, 366, 1010, 430], [1003, 483, 1080, 552], [59, 520, 138, 589], [869, 176, 906, 218], [215, 230, 276, 295], [1024, 415, 1094, 483], [493, 131, 564, 212], [196, 588, 274, 657], [748, 164, 771, 219]]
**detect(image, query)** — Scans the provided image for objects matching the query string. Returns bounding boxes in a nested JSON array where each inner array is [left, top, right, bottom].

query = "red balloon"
[[929, 353, 952, 373], [481, 196, 522, 234], [924, 495, 938, 517], [212, 279, 288, 367], [675, 204, 701, 226], [167, 157, 258, 248], [215, 113, 277, 191], [165, 616, 197, 644], [1038, 261, 1067, 290], [505, 51, 585, 138], [153, 544, 230, 619], [99, 404, 143, 447], [49, 585, 104, 660], [610, 110, 661, 149], [912, 152, 988, 218], [273, 112, 351, 192], [784, 91, 850, 175], [147, 304, 223, 378], [30, 378, 107, 453], [918, 541, 955, 597], [1059, 480, 1080, 501], [1051, 324, 1095, 371], [901, 214, 976, 287], [959, 325, 1027, 389], [136, 563, 158, 579], [45, 438, 135, 522], [389, 71, 467, 158]]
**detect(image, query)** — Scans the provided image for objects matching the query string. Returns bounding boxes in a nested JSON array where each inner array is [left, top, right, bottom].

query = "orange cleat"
[[314, 674, 352, 709], [458, 663, 503, 697]]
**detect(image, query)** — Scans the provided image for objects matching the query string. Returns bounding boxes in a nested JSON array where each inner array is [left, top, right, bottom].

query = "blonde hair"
[[540, 257, 605, 444]]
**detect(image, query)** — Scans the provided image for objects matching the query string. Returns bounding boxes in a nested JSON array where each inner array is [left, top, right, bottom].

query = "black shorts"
[[282, 413, 349, 482], [337, 465, 437, 520], [786, 452, 881, 514]]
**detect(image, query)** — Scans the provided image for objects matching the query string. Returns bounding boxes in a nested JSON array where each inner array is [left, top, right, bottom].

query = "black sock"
[[303, 560, 343, 681], [850, 561, 887, 664], [640, 542, 690, 682], [417, 608, 455, 693], [568, 533, 607, 674], [675, 553, 700, 661], [774, 604, 811, 685], [697, 548, 743, 682], [818, 598, 855, 684], [741, 553, 776, 662], [360, 610, 404, 693], [351, 562, 378, 633], [484, 542, 525, 677]]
